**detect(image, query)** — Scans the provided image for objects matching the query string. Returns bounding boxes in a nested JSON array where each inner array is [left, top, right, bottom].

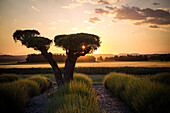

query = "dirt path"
[[92, 85, 133, 113]]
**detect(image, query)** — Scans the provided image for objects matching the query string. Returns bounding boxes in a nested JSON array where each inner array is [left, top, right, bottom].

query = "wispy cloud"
[[62, 3, 82, 9], [84, 10, 92, 14], [49, 27, 56, 30], [87, 26, 94, 30], [72, 28, 78, 30], [149, 25, 159, 28], [153, 2, 160, 6], [49, 20, 70, 25], [31, 6, 40, 12], [73, 0, 123, 4], [86, 17, 103, 25], [95, 8, 110, 15]]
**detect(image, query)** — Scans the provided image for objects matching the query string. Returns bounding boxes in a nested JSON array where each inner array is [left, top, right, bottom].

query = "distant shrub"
[[46, 81, 102, 113], [0, 81, 29, 112], [103, 72, 170, 113], [0, 74, 20, 83], [150, 72, 170, 85], [28, 75, 48, 92], [73, 73, 92, 86]]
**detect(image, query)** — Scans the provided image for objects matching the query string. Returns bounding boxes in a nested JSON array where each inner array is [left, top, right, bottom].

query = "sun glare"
[[82, 45, 85, 49], [93, 48, 100, 54]]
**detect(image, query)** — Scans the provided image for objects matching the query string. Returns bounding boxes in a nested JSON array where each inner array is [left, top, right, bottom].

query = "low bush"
[[150, 72, 170, 85], [0, 74, 20, 83], [47, 93, 101, 113], [16, 79, 40, 97], [73, 73, 92, 86], [103, 72, 170, 113], [57, 81, 95, 98], [28, 75, 49, 92]]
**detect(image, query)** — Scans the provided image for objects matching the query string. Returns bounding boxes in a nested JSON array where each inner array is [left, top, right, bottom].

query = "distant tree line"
[[26, 54, 96, 63], [104, 54, 170, 61]]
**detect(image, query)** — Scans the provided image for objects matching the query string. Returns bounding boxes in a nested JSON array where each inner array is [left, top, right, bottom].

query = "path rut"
[[92, 85, 133, 113]]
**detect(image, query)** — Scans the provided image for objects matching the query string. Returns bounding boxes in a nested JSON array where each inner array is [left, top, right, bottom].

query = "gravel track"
[[92, 85, 133, 113]]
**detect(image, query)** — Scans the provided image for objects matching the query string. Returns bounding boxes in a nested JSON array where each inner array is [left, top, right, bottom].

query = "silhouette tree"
[[54, 33, 101, 82], [13, 30, 101, 86]]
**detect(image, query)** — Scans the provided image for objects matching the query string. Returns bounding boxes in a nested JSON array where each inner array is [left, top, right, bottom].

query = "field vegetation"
[[103, 72, 170, 113], [46, 74, 102, 113], [1, 67, 170, 75]]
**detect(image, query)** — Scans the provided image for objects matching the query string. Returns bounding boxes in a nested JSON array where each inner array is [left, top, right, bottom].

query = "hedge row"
[[0, 75, 52, 112], [1, 67, 170, 75], [103, 73, 170, 113]]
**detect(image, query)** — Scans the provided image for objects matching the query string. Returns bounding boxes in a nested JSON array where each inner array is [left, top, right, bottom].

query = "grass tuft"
[[73, 73, 92, 86], [28, 75, 49, 92]]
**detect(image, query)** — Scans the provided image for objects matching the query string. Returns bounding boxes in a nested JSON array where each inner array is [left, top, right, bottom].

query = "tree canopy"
[[54, 33, 101, 56], [13, 30, 40, 42], [13, 30, 52, 52]]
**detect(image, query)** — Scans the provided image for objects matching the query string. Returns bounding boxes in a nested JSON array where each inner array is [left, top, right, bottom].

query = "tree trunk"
[[42, 52, 64, 87], [64, 55, 77, 82]]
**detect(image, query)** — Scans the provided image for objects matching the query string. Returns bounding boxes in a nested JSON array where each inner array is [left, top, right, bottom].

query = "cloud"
[[72, 28, 78, 30], [114, 6, 145, 20], [62, 3, 82, 8], [86, 17, 102, 25], [149, 25, 159, 28], [117, 0, 123, 2], [135, 18, 170, 26], [74, 0, 120, 5], [97, 0, 110, 4], [31, 6, 40, 12], [94, 5, 170, 29], [84, 10, 92, 14], [105, 6, 117, 11], [153, 2, 160, 6], [87, 26, 94, 30], [111, 19, 117, 23], [95, 8, 110, 15], [49, 20, 70, 25]]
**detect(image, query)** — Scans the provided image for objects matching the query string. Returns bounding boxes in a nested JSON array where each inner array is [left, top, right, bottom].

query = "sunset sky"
[[0, 0, 170, 55]]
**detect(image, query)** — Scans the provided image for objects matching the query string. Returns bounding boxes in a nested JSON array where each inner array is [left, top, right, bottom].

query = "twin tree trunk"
[[42, 52, 77, 87]]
